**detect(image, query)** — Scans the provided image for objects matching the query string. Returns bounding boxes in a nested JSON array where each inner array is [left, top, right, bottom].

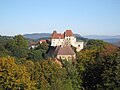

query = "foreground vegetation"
[[0, 35, 120, 90]]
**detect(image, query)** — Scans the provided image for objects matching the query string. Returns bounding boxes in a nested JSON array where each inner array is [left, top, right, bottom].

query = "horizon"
[[1, 32, 120, 37], [0, 0, 120, 36]]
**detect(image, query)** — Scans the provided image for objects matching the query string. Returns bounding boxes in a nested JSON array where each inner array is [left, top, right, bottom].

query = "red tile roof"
[[52, 33, 64, 39], [51, 30, 74, 39], [65, 30, 73, 37], [29, 42, 38, 46], [39, 40, 46, 43]]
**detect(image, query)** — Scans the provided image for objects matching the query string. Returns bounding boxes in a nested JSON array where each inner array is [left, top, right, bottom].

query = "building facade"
[[51, 30, 84, 52]]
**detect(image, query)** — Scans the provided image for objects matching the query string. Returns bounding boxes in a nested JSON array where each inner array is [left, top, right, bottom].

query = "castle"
[[29, 30, 84, 61], [50, 30, 84, 52]]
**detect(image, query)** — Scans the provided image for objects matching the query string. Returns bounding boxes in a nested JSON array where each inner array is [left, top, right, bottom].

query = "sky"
[[0, 0, 120, 36]]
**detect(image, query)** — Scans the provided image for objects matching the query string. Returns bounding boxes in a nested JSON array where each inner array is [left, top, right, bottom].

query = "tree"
[[78, 39, 120, 90], [36, 42, 49, 51], [0, 57, 36, 89], [33, 59, 68, 90], [100, 51, 120, 90], [0, 44, 11, 57], [27, 49, 44, 61], [62, 60, 84, 90], [6, 35, 29, 58]]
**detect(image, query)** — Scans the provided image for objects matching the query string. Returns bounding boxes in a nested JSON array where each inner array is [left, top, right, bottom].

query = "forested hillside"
[[0, 35, 120, 90]]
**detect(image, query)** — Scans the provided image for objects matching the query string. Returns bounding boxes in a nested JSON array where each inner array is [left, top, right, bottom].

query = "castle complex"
[[50, 30, 84, 52], [29, 30, 84, 60]]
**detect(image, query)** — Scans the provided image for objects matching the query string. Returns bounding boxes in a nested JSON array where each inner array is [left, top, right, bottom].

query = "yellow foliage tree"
[[0, 57, 36, 90]]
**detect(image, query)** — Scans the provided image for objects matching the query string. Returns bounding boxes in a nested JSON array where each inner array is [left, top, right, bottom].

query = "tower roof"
[[65, 30, 74, 37], [51, 33, 64, 39]]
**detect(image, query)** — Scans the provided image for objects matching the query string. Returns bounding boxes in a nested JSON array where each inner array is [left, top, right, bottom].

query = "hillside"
[[23, 33, 51, 40], [84, 35, 120, 39], [23, 33, 84, 40], [84, 35, 120, 47]]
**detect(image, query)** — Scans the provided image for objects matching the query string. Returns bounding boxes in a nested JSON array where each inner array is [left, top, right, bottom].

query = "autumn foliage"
[[0, 36, 120, 90]]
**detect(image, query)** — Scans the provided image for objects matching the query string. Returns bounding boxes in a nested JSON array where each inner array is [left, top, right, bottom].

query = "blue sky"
[[0, 0, 120, 36]]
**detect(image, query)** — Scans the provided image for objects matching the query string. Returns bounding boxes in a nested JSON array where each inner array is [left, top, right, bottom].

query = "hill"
[[84, 35, 120, 39], [23, 33, 83, 40], [23, 33, 51, 40], [84, 35, 120, 47]]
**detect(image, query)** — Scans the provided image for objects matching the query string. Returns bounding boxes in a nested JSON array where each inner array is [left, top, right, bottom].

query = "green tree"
[[36, 42, 49, 51], [0, 44, 11, 57], [27, 49, 44, 61], [63, 60, 84, 90], [78, 39, 120, 90], [6, 35, 29, 58], [100, 51, 120, 90]]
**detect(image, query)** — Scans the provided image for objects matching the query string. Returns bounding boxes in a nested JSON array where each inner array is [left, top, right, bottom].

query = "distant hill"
[[116, 41, 120, 47], [84, 35, 120, 39], [84, 35, 120, 46], [0, 35, 13, 44], [23, 33, 83, 40], [23, 33, 51, 40]]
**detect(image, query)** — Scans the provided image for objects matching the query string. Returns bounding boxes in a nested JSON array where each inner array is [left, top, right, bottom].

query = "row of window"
[[53, 38, 75, 41], [52, 42, 64, 44], [53, 39, 64, 41]]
